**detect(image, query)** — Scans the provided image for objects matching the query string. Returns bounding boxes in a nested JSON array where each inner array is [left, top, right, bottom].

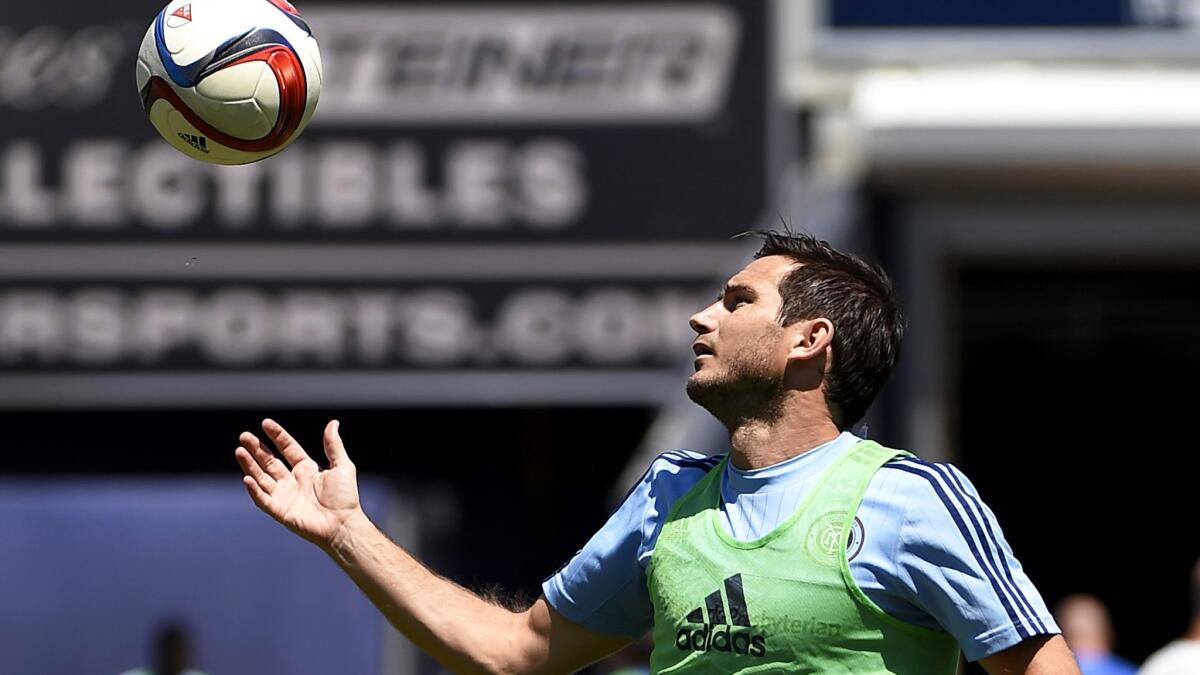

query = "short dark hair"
[[748, 230, 904, 429]]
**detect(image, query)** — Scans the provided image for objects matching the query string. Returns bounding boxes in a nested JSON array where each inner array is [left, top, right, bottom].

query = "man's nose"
[[689, 303, 718, 334]]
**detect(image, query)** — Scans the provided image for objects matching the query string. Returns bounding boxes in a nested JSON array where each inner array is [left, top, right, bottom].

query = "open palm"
[[235, 418, 362, 549]]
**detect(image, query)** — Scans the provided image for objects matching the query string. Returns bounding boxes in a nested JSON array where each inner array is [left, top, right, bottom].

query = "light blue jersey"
[[543, 432, 1059, 662]]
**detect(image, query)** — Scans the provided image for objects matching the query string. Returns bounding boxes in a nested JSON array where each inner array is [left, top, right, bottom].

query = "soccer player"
[[235, 232, 1080, 674]]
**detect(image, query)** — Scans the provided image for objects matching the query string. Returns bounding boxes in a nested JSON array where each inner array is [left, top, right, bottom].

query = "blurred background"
[[2, 0, 1199, 673]]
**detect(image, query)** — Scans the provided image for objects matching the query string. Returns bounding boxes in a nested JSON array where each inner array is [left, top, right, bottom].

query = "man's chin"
[[685, 372, 721, 408], [686, 368, 784, 424]]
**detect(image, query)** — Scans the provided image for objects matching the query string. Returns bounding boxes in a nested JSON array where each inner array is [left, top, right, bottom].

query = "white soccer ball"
[[135, 0, 322, 165]]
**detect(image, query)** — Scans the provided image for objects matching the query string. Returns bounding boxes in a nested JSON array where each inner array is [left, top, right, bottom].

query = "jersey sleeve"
[[541, 451, 718, 638], [874, 457, 1060, 662]]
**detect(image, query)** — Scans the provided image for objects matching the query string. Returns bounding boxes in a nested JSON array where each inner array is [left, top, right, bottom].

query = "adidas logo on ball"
[[137, 0, 321, 165], [178, 133, 209, 153]]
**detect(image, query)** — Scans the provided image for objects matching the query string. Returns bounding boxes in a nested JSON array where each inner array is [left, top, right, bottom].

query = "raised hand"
[[235, 418, 362, 549]]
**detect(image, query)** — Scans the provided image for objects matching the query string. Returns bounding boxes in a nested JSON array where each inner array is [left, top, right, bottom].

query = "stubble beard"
[[686, 352, 786, 429]]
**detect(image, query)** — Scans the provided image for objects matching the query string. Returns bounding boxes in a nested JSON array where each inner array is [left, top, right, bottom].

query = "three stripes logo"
[[177, 133, 209, 153], [674, 574, 767, 658]]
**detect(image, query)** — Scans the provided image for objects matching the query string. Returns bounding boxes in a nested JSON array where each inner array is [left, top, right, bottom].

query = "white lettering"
[[3, 142, 57, 226], [212, 163, 264, 227], [0, 26, 126, 110], [495, 289, 572, 365], [316, 142, 377, 227], [67, 289, 124, 363], [0, 137, 588, 232], [64, 141, 125, 227], [400, 290, 478, 365], [385, 142, 438, 227], [304, 6, 739, 124], [349, 291, 395, 363], [278, 291, 344, 364], [132, 290, 196, 362], [266, 145, 308, 227], [201, 289, 272, 365], [131, 145, 206, 228], [652, 289, 707, 359], [518, 139, 586, 228], [575, 289, 644, 364], [0, 286, 709, 368], [445, 141, 507, 228], [0, 290, 61, 362]]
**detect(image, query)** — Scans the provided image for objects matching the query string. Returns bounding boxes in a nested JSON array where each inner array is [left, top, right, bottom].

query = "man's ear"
[[787, 318, 834, 364]]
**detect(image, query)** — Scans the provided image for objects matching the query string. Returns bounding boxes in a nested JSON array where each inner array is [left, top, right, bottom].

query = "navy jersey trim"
[[659, 450, 723, 471], [544, 452, 722, 585], [883, 458, 1045, 638], [938, 463, 1048, 634], [610, 452, 722, 527]]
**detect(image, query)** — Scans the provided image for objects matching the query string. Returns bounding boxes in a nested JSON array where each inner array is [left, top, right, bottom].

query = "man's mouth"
[[692, 342, 715, 371]]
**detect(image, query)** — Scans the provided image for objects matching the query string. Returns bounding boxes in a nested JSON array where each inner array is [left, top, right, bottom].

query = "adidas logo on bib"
[[674, 574, 767, 658]]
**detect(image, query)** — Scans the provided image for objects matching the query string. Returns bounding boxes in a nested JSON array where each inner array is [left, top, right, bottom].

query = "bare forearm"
[[981, 635, 1081, 675], [237, 420, 622, 673], [325, 510, 535, 675]]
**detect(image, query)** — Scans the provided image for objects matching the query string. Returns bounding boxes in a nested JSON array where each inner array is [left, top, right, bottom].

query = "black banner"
[[0, 0, 768, 404]]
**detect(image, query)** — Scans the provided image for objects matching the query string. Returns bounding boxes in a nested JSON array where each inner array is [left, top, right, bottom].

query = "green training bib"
[[647, 441, 960, 674]]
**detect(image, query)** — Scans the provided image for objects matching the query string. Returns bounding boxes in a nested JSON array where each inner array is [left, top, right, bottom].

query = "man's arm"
[[235, 418, 629, 675], [979, 635, 1080, 675], [866, 459, 1071, 667]]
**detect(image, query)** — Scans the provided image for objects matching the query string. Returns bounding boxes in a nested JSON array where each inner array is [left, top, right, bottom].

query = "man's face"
[[685, 255, 798, 417]]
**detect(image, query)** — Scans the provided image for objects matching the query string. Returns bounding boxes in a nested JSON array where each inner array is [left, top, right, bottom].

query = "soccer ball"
[[135, 0, 322, 165]]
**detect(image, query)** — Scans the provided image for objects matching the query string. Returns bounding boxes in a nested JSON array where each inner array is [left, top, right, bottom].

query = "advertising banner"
[[0, 0, 769, 406]]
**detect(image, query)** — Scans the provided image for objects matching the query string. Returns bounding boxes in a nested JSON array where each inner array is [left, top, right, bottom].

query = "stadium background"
[[2, 0, 1198, 673]]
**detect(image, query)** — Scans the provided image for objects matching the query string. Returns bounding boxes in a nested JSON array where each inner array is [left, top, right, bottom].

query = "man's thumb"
[[324, 419, 350, 467]]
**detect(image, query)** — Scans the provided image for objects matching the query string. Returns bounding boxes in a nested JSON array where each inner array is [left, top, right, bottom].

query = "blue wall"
[[0, 478, 401, 674]]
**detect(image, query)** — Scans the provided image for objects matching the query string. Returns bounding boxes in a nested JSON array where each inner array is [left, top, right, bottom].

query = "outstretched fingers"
[[240, 431, 288, 481], [242, 474, 271, 509], [235, 446, 276, 494], [262, 418, 311, 468]]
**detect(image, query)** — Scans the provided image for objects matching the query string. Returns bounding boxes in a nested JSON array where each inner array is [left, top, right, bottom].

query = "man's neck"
[[728, 412, 842, 470]]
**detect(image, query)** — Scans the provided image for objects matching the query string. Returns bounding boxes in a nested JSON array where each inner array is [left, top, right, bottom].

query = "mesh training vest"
[[647, 441, 960, 674]]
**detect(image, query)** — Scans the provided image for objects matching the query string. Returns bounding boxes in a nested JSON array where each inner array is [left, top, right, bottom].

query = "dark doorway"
[[956, 263, 1200, 669]]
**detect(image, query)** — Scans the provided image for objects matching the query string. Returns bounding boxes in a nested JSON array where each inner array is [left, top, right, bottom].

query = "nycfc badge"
[[805, 511, 864, 567]]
